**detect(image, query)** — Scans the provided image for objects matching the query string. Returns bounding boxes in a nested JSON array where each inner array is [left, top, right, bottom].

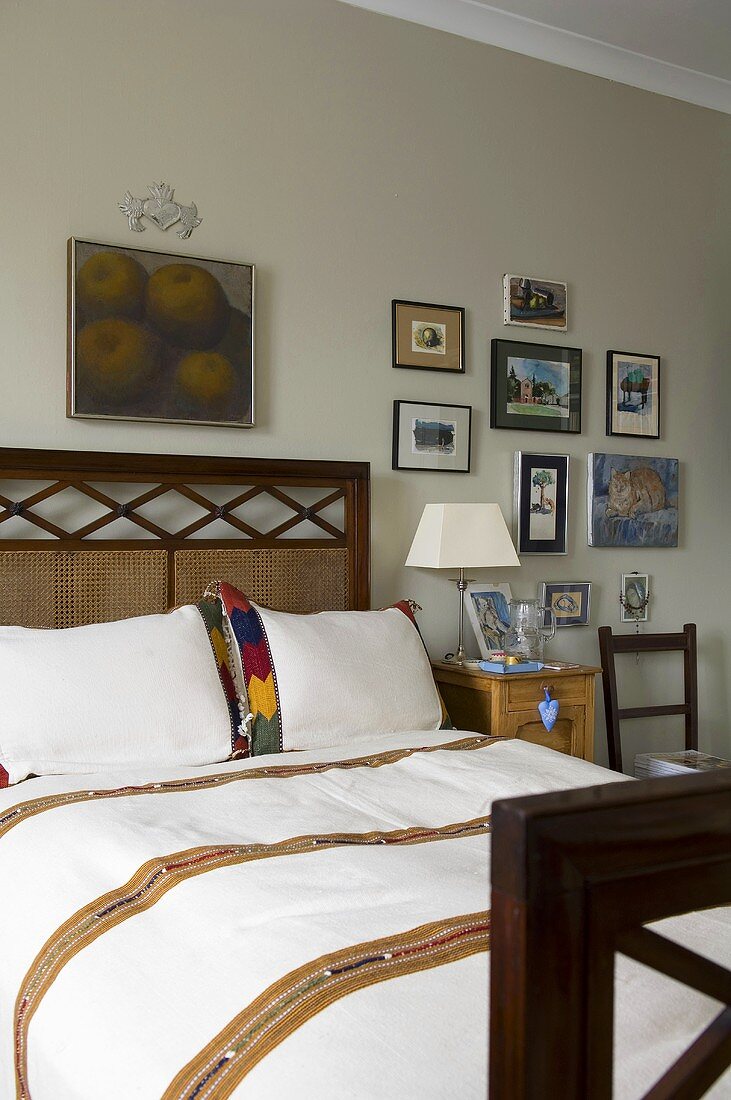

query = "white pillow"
[[0, 603, 239, 786], [219, 583, 445, 755]]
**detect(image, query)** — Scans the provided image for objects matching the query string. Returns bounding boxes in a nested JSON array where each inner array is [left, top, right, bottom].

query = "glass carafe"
[[504, 598, 556, 662]]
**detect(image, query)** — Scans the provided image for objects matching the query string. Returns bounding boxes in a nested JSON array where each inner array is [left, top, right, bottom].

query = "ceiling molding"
[[339, 0, 731, 115]]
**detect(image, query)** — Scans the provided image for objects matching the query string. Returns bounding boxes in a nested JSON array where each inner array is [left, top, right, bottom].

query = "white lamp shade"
[[405, 503, 520, 570]]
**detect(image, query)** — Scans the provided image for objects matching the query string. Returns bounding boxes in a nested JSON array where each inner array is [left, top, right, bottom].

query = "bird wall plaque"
[[118, 182, 202, 239]]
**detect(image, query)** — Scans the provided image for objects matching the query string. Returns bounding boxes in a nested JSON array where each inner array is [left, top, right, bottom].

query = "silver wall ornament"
[[118, 182, 202, 239]]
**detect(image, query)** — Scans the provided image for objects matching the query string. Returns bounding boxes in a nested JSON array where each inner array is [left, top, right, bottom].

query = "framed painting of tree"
[[514, 451, 569, 554], [491, 339, 581, 433]]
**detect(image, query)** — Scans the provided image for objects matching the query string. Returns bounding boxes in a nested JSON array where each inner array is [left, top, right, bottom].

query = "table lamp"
[[405, 503, 520, 664]]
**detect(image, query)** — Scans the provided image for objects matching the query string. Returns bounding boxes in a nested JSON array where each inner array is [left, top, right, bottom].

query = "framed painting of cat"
[[588, 453, 678, 548]]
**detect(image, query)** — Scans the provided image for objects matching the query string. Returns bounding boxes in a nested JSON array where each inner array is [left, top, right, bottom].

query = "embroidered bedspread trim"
[[14, 816, 491, 1098], [163, 911, 491, 1100], [0, 735, 497, 841]]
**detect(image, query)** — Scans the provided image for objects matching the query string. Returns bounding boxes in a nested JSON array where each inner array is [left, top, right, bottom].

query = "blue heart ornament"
[[538, 687, 559, 732]]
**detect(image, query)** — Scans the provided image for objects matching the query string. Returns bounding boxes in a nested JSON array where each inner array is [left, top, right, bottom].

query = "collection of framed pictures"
[[391, 299, 470, 472], [391, 279, 663, 476], [465, 580, 593, 652], [392, 276, 673, 628]]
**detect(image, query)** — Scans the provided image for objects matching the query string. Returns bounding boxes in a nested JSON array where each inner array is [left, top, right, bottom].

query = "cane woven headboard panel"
[[0, 448, 370, 627]]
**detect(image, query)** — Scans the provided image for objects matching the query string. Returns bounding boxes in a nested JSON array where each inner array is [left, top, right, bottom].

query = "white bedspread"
[[0, 731, 729, 1099]]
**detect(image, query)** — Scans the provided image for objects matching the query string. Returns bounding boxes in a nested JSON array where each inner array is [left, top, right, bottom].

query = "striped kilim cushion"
[[196, 596, 249, 759]]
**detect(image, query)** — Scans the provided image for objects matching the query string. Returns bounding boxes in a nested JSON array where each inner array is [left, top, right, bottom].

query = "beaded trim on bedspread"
[[0, 736, 497, 841], [164, 911, 491, 1099], [14, 816, 491, 1099]]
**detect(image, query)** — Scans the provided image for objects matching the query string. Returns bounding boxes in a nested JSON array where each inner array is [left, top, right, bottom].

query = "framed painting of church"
[[490, 338, 581, 434]]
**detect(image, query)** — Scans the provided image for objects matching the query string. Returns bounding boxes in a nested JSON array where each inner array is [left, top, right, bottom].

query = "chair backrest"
[[597, 623, 698, 773]]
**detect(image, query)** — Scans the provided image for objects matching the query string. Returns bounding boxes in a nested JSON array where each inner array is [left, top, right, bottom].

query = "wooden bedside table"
[[432, 661, 600, 761]]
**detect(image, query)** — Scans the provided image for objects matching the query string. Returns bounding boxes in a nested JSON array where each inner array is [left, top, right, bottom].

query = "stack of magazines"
[[634, 750, 731, 779]]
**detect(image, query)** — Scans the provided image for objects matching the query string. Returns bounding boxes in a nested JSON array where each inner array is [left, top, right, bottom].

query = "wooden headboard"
[[0, 447, 370, 627]]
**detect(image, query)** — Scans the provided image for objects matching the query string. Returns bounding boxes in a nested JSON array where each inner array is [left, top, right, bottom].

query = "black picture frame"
[[606, 350, 661, 439], [538, 581, 591, 627], [491, 338, 581, 433], [392, 399, 472, 472], [514, 451, 569, 555], [392, 300, 465, 373]]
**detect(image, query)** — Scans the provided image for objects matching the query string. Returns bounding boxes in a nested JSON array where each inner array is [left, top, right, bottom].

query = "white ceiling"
[[339, 0, 731, 114]]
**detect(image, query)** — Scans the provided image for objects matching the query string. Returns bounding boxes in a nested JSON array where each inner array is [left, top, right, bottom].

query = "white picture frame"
[[620, 573, 650, 622], [466, 582, 513, 658]]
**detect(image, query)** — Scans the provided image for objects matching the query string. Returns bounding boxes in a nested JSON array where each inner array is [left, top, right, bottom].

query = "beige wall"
[[2, 0, 730, 764]]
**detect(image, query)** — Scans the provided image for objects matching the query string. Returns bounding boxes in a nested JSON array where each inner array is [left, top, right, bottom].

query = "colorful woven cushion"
[[218, 583, 448, 756], [196, 595, 249, 759], [0, 600, 246, 787]]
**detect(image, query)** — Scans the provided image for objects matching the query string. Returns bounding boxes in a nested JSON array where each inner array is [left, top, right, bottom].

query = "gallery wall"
[[1, 0, 730, 763]]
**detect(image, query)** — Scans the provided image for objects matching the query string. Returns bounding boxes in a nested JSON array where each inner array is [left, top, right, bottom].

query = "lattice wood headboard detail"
[[0, 448, 370, 627]]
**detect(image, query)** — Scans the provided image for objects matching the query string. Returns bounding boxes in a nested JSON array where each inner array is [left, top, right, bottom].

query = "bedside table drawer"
[[506, 675, 587, 710]]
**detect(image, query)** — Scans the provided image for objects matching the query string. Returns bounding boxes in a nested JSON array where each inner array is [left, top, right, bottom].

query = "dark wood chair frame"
[[598, 623, 699, 773], [490, 770, 731, 1100]]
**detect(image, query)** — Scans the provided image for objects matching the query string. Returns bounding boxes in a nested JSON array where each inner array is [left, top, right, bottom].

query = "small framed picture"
[[620, 573, 650, 622], [466, 583, 513, 657], [392, 400, 472, 472], [514, 452, 569, 555], [491, 338, 581, 433], [606, 351, 660, 438], [538, 582, 591, 627], [392, 300, 465, 373], [503, 274, 567, 331]]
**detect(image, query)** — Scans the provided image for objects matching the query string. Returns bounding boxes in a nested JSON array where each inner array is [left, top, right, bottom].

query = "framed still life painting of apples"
[[67, 239, 254, 427]]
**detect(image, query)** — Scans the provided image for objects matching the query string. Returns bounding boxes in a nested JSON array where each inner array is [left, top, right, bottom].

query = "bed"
[[0, 447, 729, 1100]]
